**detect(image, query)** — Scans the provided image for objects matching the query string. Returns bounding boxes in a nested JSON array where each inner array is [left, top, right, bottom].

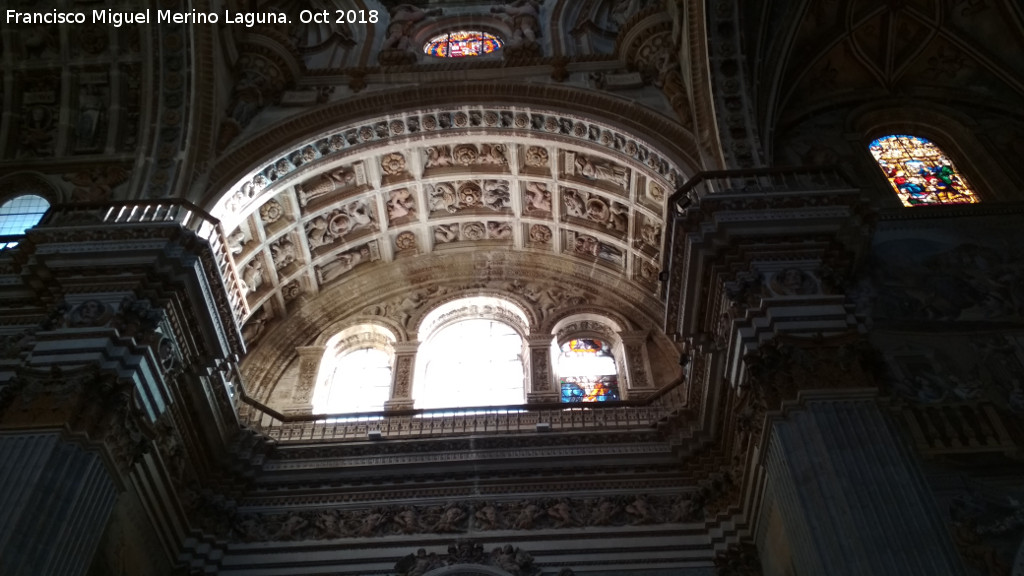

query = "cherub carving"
[[387, 188, 416, 220], [270, 237, 297, 269]]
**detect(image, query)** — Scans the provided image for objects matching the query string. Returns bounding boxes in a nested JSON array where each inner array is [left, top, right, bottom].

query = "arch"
[[0, 172, 63, 249], [849, 103, 1016, 204], [423, 30, 504, 58], [868, 134, 979, 207], [312, 324, 397, 414], [202, 86, 698, 215], [414, 296, 531, 409], [550, 313, 625, 402]]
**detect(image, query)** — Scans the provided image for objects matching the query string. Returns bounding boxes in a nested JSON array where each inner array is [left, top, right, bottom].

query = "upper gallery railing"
[[227, 362, 691, 443], [25, 199, 250, 325]]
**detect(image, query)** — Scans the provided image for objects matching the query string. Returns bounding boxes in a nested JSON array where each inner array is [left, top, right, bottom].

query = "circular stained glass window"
[[423, 30, 503, 58]]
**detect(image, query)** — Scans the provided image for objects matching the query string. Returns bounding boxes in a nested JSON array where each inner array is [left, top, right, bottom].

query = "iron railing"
[[229, 363, 690, 443]]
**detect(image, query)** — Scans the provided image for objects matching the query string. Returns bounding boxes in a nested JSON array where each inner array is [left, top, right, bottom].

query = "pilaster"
[[759, 398, 966, 576], [0, 432, 118, 576], [525, 334, 557, 403], [384, 341, 419, 411]]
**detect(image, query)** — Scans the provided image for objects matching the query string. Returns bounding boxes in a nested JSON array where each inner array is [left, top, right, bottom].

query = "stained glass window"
[[869, 135, 979, 207], [558, 339, 621, 403], [423, 30, 503, 58], [0, 194, 49, 249]]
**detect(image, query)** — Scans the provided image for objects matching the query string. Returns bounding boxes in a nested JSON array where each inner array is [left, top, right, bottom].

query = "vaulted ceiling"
[[743, 0, 1024, 155]]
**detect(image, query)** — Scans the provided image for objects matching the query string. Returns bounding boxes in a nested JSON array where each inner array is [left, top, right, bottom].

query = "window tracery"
[[423, 31, 503, 58], [869, 135, 979, 206], [0, 194, 49, 249]]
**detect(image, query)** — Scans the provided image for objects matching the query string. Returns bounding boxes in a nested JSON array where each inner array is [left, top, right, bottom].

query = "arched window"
[[869, 135, 979, 206], [415, 296, 528, 409], [556, 338, 621, 402], [313, 326, 395, 414], [423, 31, 503, 58], [0, 194, 50, 249]]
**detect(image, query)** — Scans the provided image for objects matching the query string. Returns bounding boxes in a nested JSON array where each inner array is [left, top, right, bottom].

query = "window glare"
[[0, 194, 49, 237], [314, 348, 392, 414], [417, 319, 524, 409]]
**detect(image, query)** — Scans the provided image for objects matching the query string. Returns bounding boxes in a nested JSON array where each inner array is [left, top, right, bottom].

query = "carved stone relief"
[[427, 181, 512, 215], [17, 73, 61, 158], [259, 199, 285, 225], [522, 182, 552, 216], [433, 224, 460, 244], [386, 188, 417, 224], [564, 151, 630, 190], [521, 145, 550, 171], [560, 187, 629, 237], [527, 224, 553, 246], [380, 152, 408, 177], [314, 241, 379, 285], [241, 257, 266, 295], [567, 231, 623, 265], [462, 222, 487, 241], [270, 236, 299, 271], [395, 231, 418, 253], [766, 268, 819, 296], [487, 221, 513, 240], [228, 492, 703, 543], [305, 199, 377, 250], [295, 162, 366, 208]]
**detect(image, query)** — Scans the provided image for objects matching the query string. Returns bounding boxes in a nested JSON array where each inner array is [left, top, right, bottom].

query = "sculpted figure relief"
[[524, 182, 552, 214], [491, 0, 542, 54], [381, 4, 441, 53], [488, 221, 513, 240], [297, 167, 356, 207], [482, 180, 513, 210], [434, 224, 460, 243], [424, 145, 454, 168], [575, 154, 629, 188], [316, 245, 371, 284], [387, 188, 416, 221], [241, 259, 264, 294], [305, 200, 376, 248], [270, 237, 297, 269]]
